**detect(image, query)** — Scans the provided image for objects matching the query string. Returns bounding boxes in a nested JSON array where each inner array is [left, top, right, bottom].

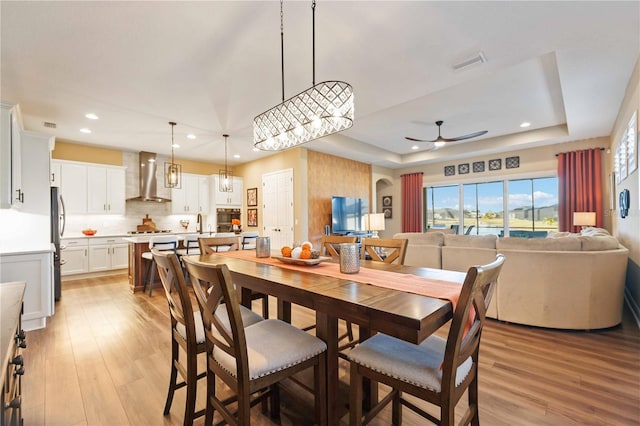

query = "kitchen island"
[[124, 234, 186, 293]]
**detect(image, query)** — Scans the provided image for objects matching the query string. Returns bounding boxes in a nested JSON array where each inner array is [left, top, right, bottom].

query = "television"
[[331, 196, 369, 234]]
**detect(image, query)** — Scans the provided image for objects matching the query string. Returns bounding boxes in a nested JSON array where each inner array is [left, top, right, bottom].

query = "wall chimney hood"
[[126, 151, 172, 202]]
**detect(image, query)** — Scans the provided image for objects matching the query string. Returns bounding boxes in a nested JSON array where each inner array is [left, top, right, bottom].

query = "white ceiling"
[[1, 1, 638, 169]]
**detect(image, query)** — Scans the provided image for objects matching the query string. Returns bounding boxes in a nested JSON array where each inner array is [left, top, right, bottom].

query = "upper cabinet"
[[20, 131, 54, 215], [0, 101, 23, 209], [171, 173, 209, 214], [212, 175, 243, 207], [52, 160, 125, 215]]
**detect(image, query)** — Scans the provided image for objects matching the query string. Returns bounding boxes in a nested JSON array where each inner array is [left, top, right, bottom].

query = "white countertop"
[[0, 243, 55, 256]]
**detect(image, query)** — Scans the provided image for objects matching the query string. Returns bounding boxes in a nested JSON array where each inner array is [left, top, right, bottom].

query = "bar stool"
[[142, 235, 179, 296]]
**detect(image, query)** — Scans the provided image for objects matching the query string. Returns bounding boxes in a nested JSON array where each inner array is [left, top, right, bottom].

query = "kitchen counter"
[[0, 281, 25, 384], [0, 243, 54, 256]]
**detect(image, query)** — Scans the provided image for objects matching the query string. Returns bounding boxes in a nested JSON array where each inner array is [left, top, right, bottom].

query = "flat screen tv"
[[331, 196, 369, 234]]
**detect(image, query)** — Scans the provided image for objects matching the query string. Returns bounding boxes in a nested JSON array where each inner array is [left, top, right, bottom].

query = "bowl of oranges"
[[276, 242, 327, 266]]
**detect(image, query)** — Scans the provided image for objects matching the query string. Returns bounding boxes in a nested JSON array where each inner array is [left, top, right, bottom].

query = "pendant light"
[[253, 0, 354, 151], [219, 134, 233, 192], [164, 121, 181, 188]]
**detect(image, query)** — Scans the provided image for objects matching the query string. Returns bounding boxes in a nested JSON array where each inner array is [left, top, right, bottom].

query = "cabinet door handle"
[[84, 249, 87, 256], [104, 204, 107, 211], [108, 204, 111, 211], [51, 172, 55, 182]]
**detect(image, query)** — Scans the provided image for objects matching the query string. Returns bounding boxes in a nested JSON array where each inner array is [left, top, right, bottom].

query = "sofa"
[[394, 230, 628, 330]]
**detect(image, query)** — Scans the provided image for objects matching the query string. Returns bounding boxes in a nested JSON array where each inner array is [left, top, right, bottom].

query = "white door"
[[262, 169, 293, 251]]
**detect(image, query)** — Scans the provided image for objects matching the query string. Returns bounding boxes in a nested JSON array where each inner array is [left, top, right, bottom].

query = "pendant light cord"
[[280, 0, 285, 102], [223, 134, 229, 174], [312, 0, 316, 86], [169, 121, 176, 163]]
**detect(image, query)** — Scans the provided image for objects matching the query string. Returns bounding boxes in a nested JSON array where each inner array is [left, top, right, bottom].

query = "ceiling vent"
[[452, 51, 487, 71], [43, 121, 57, 129]]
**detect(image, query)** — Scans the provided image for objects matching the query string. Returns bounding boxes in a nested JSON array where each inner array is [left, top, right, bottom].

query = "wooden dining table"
[[186, 252, 467, 425]]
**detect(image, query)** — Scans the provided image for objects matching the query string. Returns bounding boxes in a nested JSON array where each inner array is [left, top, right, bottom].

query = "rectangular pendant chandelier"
[[253, 80, 354, 150]]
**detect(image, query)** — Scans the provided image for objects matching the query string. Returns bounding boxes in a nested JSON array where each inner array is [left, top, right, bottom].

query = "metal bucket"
[[256, 236, 271, 258], [339, 243, 360, 274]]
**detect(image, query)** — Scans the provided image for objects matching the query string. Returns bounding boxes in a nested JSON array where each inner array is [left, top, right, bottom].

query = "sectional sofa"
[[394, 230, 629, 330]]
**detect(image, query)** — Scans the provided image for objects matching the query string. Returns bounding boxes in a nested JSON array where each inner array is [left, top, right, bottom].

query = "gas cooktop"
[[127, 230, 173, 235]]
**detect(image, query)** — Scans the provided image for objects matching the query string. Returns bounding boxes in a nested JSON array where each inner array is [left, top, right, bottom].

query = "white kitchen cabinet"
[[60, 238, 88, 275], [59, 162, 87, 214], [87, 166, 125, 214], [0, 250, 54, 331], [50, 160, 61, 186], [172, 173, 209, 214], [0, 101, 24, 209], [88, 237, 127, 271], [212, 175, 243, 206], [20, 131, 54, 215]]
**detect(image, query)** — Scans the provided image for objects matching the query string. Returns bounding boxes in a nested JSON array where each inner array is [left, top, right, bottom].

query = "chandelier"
[[164, 121, 181, 188], [219, 134, 233, 192], [253, 0, 354, 151]]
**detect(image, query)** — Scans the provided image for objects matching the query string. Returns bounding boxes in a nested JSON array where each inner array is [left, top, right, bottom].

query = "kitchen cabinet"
[[212, 175, 243, 206], [87, 166, 125, 214], [20, 131, 54, 215], [171, 173, 209, 214], [0, 250, 54, 331], [88, 237, 128, 272], [0, 101, 23, 209], [60, 238, 88, 275], [50, 160, 61, 186], [58, 162, 87, 214]]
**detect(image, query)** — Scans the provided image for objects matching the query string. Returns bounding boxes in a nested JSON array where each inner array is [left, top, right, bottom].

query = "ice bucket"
[[256, 237, 271, 258], [339, 243, 360, 274]]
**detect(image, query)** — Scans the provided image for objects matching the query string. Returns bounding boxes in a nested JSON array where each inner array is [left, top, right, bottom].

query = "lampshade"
[[364, 213, 386, 232], [164, 121, 181, 188], [573, 212, 596, 227], [253, 0, 354, 151]]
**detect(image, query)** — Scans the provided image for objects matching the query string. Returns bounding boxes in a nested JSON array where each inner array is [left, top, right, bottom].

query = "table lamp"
[[364, 213, 385, 238], [573, 212, 596, 230]]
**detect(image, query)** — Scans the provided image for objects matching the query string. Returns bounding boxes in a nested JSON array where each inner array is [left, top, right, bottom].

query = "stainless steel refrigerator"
[[50, 186, 65, 301]]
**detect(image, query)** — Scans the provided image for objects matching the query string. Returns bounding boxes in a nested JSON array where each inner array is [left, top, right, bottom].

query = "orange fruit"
[[300, 248, 312, 259], [301, 242, 312, 250], [281, 246, 292, 257]]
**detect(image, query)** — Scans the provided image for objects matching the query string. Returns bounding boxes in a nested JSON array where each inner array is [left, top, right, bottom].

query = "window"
[[425, 176, 558, 236]]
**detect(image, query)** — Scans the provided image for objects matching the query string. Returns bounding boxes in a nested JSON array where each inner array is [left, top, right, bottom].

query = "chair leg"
[[205, 362, 215, 426], [148, 260, 156, 296], [346, 321, 354, 342], [469, 373, 480, 426], [261, 294, 269, 318], [163, 337, 179, 415], [142, 258, 153, 293], [269, 384, 280, 419], [183, 344, 198, 426], [349, 364, 363, 426], [315, 353, 327, 426], [392, 390, 402, 426]]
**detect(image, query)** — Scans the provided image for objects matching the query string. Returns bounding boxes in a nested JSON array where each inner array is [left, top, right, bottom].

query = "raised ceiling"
[[1, 1, 638, 169]]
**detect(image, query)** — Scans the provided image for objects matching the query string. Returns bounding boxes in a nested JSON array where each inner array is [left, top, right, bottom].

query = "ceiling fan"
[[405, 120, 488, 147]]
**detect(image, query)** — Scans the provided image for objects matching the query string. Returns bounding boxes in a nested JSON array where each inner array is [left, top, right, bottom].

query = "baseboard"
[[62, 268, 127, 282], [624, 289, 640, 329]]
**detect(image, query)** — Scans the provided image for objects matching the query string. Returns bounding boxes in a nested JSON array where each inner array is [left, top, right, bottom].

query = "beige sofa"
[[394, 231, 628, 330]]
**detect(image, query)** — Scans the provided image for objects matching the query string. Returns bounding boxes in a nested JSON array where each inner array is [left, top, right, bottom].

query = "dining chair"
[[198, 236, 269, 318], [182, 257, 328, 426], [142, 235, 179, 296], [360, 237, 408, 264], [152, 249, 264, 426], [321, 235, 358, 257], [348, 254, 505, 426], [240, 231, 260, 250]]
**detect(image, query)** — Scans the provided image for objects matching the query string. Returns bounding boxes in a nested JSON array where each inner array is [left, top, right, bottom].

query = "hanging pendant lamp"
[[253, 0, 354, 151], [219, 134, 233, 193], [164, 121, 182, 188]]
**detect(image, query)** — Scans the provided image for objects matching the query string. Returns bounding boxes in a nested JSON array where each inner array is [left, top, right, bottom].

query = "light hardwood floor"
[[22, 274, 640, 425]]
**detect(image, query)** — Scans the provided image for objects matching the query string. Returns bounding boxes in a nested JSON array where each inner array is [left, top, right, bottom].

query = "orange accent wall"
[[52, 140, 122, 165]]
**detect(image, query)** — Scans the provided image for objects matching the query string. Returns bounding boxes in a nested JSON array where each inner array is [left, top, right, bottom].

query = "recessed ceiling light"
[[85, 113, 99, 120], [411, 145, 419, 150], [80, 128, 91, 134], [187, 134, 196, 140], [520, 122, 531, 128], [172, 143, 180, 148], [233, 154, 240, 159]]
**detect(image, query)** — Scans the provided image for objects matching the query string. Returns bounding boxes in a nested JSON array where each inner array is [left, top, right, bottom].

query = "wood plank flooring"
[[21, 274, 640, 425]]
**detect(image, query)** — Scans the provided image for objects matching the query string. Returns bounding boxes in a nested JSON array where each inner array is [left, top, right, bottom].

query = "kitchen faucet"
[[208, 224, 212, 236], [196, 213, 203, 234]]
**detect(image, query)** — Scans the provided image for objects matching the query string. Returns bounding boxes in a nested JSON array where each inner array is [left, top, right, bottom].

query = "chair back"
[[148, 234, 179, 251], [441, 254, 505, 396], [152, 249, 199, 346], [183, 258, 249, 385], [182, 234, 201, 254], [361, 237, 408, 264], [198, 236, 239, 254], [240, 231, 259, 249], [321, 235, 358, 257]]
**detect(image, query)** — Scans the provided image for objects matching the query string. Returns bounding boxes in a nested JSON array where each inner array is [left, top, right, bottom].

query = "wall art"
[[458, 163, 470, 174], [247, 187, 258, 206], [382, 195, 392, 207], [627, 110, 637, 174], [383, 207, 392, 219], [505, 156, 520, 169], [473, 161, 485, 173], [444, 165, 455, 176], [247, 208, 258, 227], [488, 159, 502, 171]]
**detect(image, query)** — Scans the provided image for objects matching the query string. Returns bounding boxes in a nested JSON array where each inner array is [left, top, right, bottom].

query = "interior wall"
[[306, 150, 371, 247]]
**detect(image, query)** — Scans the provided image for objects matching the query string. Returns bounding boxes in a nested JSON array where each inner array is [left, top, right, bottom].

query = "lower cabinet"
[[61, 239, 88, 276], [88, 237, 127, 272]]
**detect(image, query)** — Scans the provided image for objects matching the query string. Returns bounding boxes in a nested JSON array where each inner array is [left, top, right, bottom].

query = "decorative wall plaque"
[[444, 165, 455, 176], [506, 156, 520, 169], [489, 159, 502, 171], [473, 161, 485, 173], [458, 163, 470, 174]]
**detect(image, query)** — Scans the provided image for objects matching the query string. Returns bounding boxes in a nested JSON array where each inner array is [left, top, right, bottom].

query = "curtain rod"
[[555, 147, 605, 157]]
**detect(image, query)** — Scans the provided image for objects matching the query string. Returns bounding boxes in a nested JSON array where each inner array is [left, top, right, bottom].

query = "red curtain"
[[401, 172, 424, 232], [557, 148, 603, 232]]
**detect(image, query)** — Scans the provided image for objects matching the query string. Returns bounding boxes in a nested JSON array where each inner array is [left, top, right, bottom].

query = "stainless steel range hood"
[[126, 151, 172, 202]]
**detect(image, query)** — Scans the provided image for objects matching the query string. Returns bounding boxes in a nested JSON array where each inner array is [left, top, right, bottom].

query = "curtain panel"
[[557, 148, 603, 232], [401, 172, 424, 232]]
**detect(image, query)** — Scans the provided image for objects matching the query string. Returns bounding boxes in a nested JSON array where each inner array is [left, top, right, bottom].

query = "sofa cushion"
[[546, 231, 579, 238], [443, 234, 497, 249], [578, 235, 620, 251], [394, 232, 445, 246], [580, 227, 611, 237], [497, 237, 581, 251]]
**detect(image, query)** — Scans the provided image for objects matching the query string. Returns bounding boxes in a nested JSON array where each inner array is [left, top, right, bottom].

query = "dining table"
[[185, 250, 468, 425]]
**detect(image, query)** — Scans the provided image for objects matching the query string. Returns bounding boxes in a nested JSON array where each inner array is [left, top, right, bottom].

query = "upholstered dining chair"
[[348, 254, 505, 426], [152, 249, 264, 426], [198, 236, 270, 318], [360, 237, 408, 264], [182, 257, 328, 426], [142, 235, 178, 296]]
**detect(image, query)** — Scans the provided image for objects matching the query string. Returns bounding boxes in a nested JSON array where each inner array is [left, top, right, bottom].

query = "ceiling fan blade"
[[405, 136, 437, 142], [448, 130, 488, 141]]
